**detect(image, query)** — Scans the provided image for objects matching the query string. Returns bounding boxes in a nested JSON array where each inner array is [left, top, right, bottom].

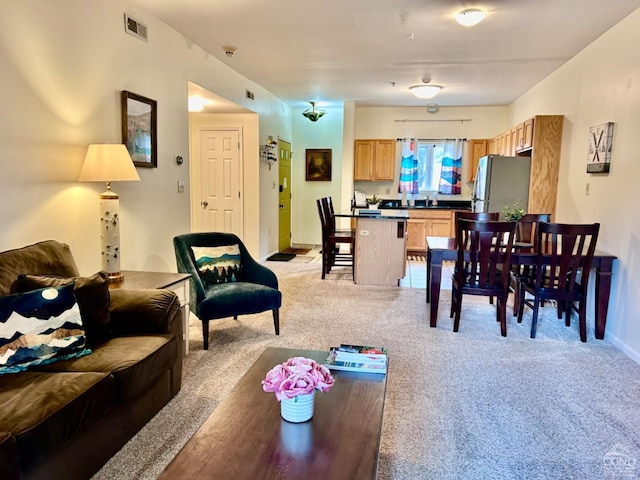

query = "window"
[[417, 141, 444, 193]]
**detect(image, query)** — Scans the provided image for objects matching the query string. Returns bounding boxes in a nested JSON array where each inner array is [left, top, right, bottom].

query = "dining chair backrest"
[[319, 197, 337, 234], [516, 213, 551, 249], [454, 211, 500, 248], [316, 197, 329, 234], [455, 219, 516, 293], [534, 222, 600, 296]]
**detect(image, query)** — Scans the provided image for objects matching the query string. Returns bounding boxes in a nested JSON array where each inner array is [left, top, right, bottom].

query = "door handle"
[[201, 201, 209, 208], [279, 204, 284, 208]]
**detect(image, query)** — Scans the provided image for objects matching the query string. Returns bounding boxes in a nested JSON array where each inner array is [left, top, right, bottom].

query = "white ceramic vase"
[[368, 203, 379, 210], [280, 391, 315, 423]]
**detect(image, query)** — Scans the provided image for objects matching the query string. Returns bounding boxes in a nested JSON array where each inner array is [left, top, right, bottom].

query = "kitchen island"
[[336, 209, 409, 286]]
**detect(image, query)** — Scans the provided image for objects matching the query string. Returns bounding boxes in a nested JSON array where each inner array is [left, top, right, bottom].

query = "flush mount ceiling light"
[[188, 95, 213, 112], [455, 8, 487, 27], [409, 80, 443, 99], [302, 101, 326, 122]]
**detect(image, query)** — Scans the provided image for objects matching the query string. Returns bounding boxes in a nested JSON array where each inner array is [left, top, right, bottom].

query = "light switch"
[[585, 183, 590, 195], [178, 181, 185, 193]]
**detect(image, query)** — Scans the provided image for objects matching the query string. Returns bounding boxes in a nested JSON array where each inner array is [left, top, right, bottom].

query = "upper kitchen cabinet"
[[354, 139, 396, 181], [466, 139, 488, 182], [507, 127, 518, 156], [515, 117, 535, 152]]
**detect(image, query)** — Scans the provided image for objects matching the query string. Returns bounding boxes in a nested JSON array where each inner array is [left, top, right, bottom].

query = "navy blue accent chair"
[[173, 232, 281, 350]]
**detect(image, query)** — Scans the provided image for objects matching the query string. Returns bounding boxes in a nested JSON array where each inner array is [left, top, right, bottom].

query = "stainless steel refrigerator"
[[472, 155, 531, 218]]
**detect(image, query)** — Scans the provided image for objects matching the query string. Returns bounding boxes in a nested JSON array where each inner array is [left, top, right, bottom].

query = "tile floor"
[[399, 259, 453, 289]]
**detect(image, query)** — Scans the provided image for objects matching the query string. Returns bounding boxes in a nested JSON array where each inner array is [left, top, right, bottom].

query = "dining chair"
[[450, 219, 516, 336], [316, 197, 355, 280], [453, 211, 500, 248], [510, 213, 552, 315], [516, 222, 600, 341], [453, 211, 500, 305]]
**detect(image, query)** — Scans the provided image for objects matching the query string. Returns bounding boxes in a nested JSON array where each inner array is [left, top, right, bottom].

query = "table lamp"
[[79, 144, 140, 282]]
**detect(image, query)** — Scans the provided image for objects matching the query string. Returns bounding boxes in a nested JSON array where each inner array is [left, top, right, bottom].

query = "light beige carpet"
[[93, 259, 640, 480]]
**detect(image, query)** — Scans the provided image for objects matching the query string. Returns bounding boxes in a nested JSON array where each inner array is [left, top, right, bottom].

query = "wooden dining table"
[[425, 236, 617, 339]]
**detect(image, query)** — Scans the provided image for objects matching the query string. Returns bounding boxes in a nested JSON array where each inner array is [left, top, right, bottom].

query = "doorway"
[[278, 139, 292, 251], [198, 128, 243, 236]]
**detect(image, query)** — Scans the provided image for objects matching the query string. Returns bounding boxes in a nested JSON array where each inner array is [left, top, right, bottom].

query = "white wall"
[[510, 8, 640, 361], [291, 105, 345, 246], [0, 1, 290, 272]]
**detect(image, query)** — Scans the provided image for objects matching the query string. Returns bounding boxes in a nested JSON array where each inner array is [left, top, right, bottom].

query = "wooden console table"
[[109, 270, 192, 354]]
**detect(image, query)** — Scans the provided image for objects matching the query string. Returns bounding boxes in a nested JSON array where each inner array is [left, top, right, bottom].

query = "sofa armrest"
[[0, 432, 20, 480], [109, 289, 181, 336]]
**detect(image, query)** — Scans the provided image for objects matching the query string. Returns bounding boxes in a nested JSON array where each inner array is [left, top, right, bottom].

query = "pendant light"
[[302, 102, 326, 122]]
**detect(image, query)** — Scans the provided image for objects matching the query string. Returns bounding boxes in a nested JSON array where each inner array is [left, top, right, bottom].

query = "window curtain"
[[439, 138, 465, 195], [398, 138, 419, 194]]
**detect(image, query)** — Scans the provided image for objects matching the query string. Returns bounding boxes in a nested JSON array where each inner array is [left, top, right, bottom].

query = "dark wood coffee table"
[[158, 347, 387, 479]]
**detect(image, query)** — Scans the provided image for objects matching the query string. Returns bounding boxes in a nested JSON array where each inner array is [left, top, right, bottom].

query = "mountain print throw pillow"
[[191, 245, 242, 286], [0, 283, 91, 374]]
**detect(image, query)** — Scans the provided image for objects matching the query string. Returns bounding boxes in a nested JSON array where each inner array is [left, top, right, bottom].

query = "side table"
[[109, 271, 192, 355]]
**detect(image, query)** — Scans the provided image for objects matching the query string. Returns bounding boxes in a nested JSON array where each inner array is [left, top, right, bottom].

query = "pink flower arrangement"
[[262, 356, 335, 401]]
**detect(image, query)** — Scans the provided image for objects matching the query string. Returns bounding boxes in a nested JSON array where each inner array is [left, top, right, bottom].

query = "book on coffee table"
[[325, 345, 388, 374], [329, 345, 387, 364]]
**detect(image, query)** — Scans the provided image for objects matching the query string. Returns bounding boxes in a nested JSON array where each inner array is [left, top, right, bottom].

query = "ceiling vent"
[[124, 13, 148, 42]]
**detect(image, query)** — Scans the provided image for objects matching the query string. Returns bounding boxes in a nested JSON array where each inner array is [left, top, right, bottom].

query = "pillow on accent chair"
[[0, 283, 92, 374], [191, 245, 242, 286], [11, 271, 111, 347]]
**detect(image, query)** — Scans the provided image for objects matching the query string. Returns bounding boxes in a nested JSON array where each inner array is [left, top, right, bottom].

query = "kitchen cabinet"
[[508, 128, 517, 156], [494, 133, 504, 155], [354, 139, 396, 181], [466, 139, 488, 182], [483, 115, 563, 218], [515, 117, 535, 152], [406, 209, 454, 252], [487, 137, 498, 155]]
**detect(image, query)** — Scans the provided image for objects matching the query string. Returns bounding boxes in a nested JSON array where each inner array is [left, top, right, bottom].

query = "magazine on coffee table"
[[325, 344, 388, 374]]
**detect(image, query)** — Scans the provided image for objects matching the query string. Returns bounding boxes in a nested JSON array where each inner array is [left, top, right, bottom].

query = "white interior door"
[[199, 129, 243, 236]]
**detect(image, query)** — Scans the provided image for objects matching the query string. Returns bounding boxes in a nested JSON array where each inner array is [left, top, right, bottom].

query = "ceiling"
[[132, 0, 640, 113]]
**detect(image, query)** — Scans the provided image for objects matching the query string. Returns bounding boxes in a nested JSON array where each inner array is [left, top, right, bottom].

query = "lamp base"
[[107, 272, 124, 283]]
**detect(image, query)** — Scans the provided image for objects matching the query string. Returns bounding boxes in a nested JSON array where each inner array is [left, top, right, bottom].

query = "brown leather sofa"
[[0, 240, 183, 480]]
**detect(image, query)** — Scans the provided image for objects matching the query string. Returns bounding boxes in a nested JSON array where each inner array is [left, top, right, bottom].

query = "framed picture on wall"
[[587, 122, 614, 174], [305, 149, 332, 181], [121, 90, 157, 168]]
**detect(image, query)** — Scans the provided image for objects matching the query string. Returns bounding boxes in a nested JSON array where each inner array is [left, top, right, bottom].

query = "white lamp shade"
[[455, 9, 486, 27], [409, 84, 443, 99], [79, 144, 140, 183]]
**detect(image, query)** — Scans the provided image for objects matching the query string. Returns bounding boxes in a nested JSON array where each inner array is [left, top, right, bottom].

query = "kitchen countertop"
[[377, 205, 471, 210], [374, 198, 473, 210], [336, 209, 409, 219]]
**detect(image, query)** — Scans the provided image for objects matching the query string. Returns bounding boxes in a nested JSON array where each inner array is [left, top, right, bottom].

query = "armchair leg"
[[202, 319, 210, 350], [273, 309, 280, 335]]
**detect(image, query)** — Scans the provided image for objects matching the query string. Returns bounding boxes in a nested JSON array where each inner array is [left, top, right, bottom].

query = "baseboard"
[[605, 332, 640, 366]]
